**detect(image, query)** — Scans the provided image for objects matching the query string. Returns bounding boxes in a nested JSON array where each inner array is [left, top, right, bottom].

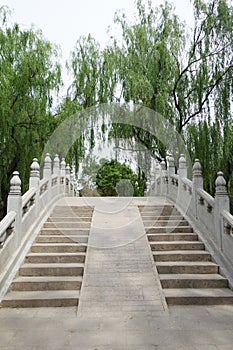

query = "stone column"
[[42, 153, 52, 204], [52, 154, 60, 196], [7, 171, 22, 244], [60, 158, 66, 193], [153, 161, 161, 195], [29, 158, 40, 189], [214, 171, 230, 249], [192, 159, 203, 219], [43, 153, 52, 179], [178, 154, 187, 178], [70, 170, 75, 197], [66, 164, 71, 195], [168, 156, 175, 177], [160, 158, 167, 196], [167, 155, 175, 195], [29, 158, 40, 216], [53, 154, 60, 176], [177, 154, 187, 210]]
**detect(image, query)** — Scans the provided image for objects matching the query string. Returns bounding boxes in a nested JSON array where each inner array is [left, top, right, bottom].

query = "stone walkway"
[[78, 197, 166, 317], [1, 197, 233, 349]]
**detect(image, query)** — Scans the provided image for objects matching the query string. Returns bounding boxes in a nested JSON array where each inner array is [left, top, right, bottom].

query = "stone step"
[[25, 252, 86, 264], [146, 226, 193, 233], [156, 261, 218, 274], [36, 235, 88, 244], [11, 276, 83, 291], [139, 207, 180, 215], [160, 274, 228, 288], [153, 250, 211, 262], [143, 220, 189, 227], [52, 206, 94, 214], [140, 215, 183, 221], [51, 212, 93, 217], [40, 228, 90, 235], [47, 217, 92, 222], [1, 290, 80, 307], [43, 222, 91, 228], [147, 233, 198, 242], [164, 288, 233, 305], [150, 241, 205, 251], [19, 263, 84, 276], [31, 243, 87, 253]]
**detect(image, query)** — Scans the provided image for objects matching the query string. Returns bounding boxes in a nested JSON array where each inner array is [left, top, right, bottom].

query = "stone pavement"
[[1, 196, 233, 349]]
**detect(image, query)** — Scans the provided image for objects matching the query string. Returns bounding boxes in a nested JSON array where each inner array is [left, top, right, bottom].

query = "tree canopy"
[[0, 6, 62, 217], [95, 159, 146, 196], [0, 0, 232, 215]]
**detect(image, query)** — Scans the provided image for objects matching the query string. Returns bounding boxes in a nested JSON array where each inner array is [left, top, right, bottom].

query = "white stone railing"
[[150, 155, 233, 287], [0, 212, 16, 247], [0, 154, 78, 299]]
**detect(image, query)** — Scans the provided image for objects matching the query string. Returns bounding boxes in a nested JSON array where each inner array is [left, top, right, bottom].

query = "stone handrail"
[[0, 154, 79, 300], [181, 177, 193, 193], [222, 210, 233, 236], [0, 211, 16, 246], [22, 188, 36, 216], [197, 188, 215, 212], [150, 156, 233, 287]]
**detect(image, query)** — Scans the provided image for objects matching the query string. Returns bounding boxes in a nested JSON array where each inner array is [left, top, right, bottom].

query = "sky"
[[2, 0, 194, 62]]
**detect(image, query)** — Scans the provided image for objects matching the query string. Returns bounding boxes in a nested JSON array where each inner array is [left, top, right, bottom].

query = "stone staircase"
[[139, 205, 233, 305], [1, 206, 94, 307]]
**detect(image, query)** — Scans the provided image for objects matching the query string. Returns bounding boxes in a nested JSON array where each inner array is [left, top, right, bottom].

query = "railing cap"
[[30, 158, 40, 172], [61, 158, 66, 167], [54, 154, 60, 162], [9, 171, 21, 195], [215, 171, 228, 196], [193, 159, 201, 171], [44, 153, 52, 164], [179, 154, 186, 168], [160, 158, 166, 170]]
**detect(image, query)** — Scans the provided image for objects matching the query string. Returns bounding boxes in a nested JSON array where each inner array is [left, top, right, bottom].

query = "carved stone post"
[[214, 171, 230, 249], [177, 154, 187, 210], [53, 154, 60, 176], [29, 158, 40, 216], [7, 171, 22, 244], [42, 153, 52, 204], [168, 156, 175, 177], [66, 164, 71, 194], [43, 153, 52, 179], [29, 158, 40, 189], [160, 158, 167, 195], [70, 170, 75, 196], [178, 154, 187, 178], [167, 156, 175, 195], [60, 158, 66, 193], [192, 159, 203, 219], [153, 161, 161, 195]]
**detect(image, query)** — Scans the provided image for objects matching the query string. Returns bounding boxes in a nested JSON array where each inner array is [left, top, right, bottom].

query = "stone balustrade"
[[0, 154, 78, 298], [150, 155, 233, 287]]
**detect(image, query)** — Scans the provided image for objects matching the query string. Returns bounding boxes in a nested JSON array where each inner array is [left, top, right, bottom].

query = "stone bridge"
[[0, 153, 233, 311]]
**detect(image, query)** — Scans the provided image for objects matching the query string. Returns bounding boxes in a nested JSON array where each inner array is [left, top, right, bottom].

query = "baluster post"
[[192, 159, 203, 219], [214, 171, 230, 249], [29, 158, 40, 216], [7, 171, 22, 244]]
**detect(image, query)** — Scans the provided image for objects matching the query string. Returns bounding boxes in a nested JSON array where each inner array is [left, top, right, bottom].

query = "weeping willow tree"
[[61, 0, 232, 208], [0, 7, 62, 218]]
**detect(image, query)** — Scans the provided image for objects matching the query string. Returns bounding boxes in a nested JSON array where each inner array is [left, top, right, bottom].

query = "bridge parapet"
[[151, 156, 233, 286], [0, 154, 78, 299]]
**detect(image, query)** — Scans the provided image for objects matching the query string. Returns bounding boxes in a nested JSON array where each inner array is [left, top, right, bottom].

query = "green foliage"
[[95, 159, 146, 196], [0, 0, 232, 215], [0, 7, 62, 217]]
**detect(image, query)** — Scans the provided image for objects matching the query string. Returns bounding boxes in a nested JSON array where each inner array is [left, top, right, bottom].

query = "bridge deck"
[[1, 197, 233, 349]]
